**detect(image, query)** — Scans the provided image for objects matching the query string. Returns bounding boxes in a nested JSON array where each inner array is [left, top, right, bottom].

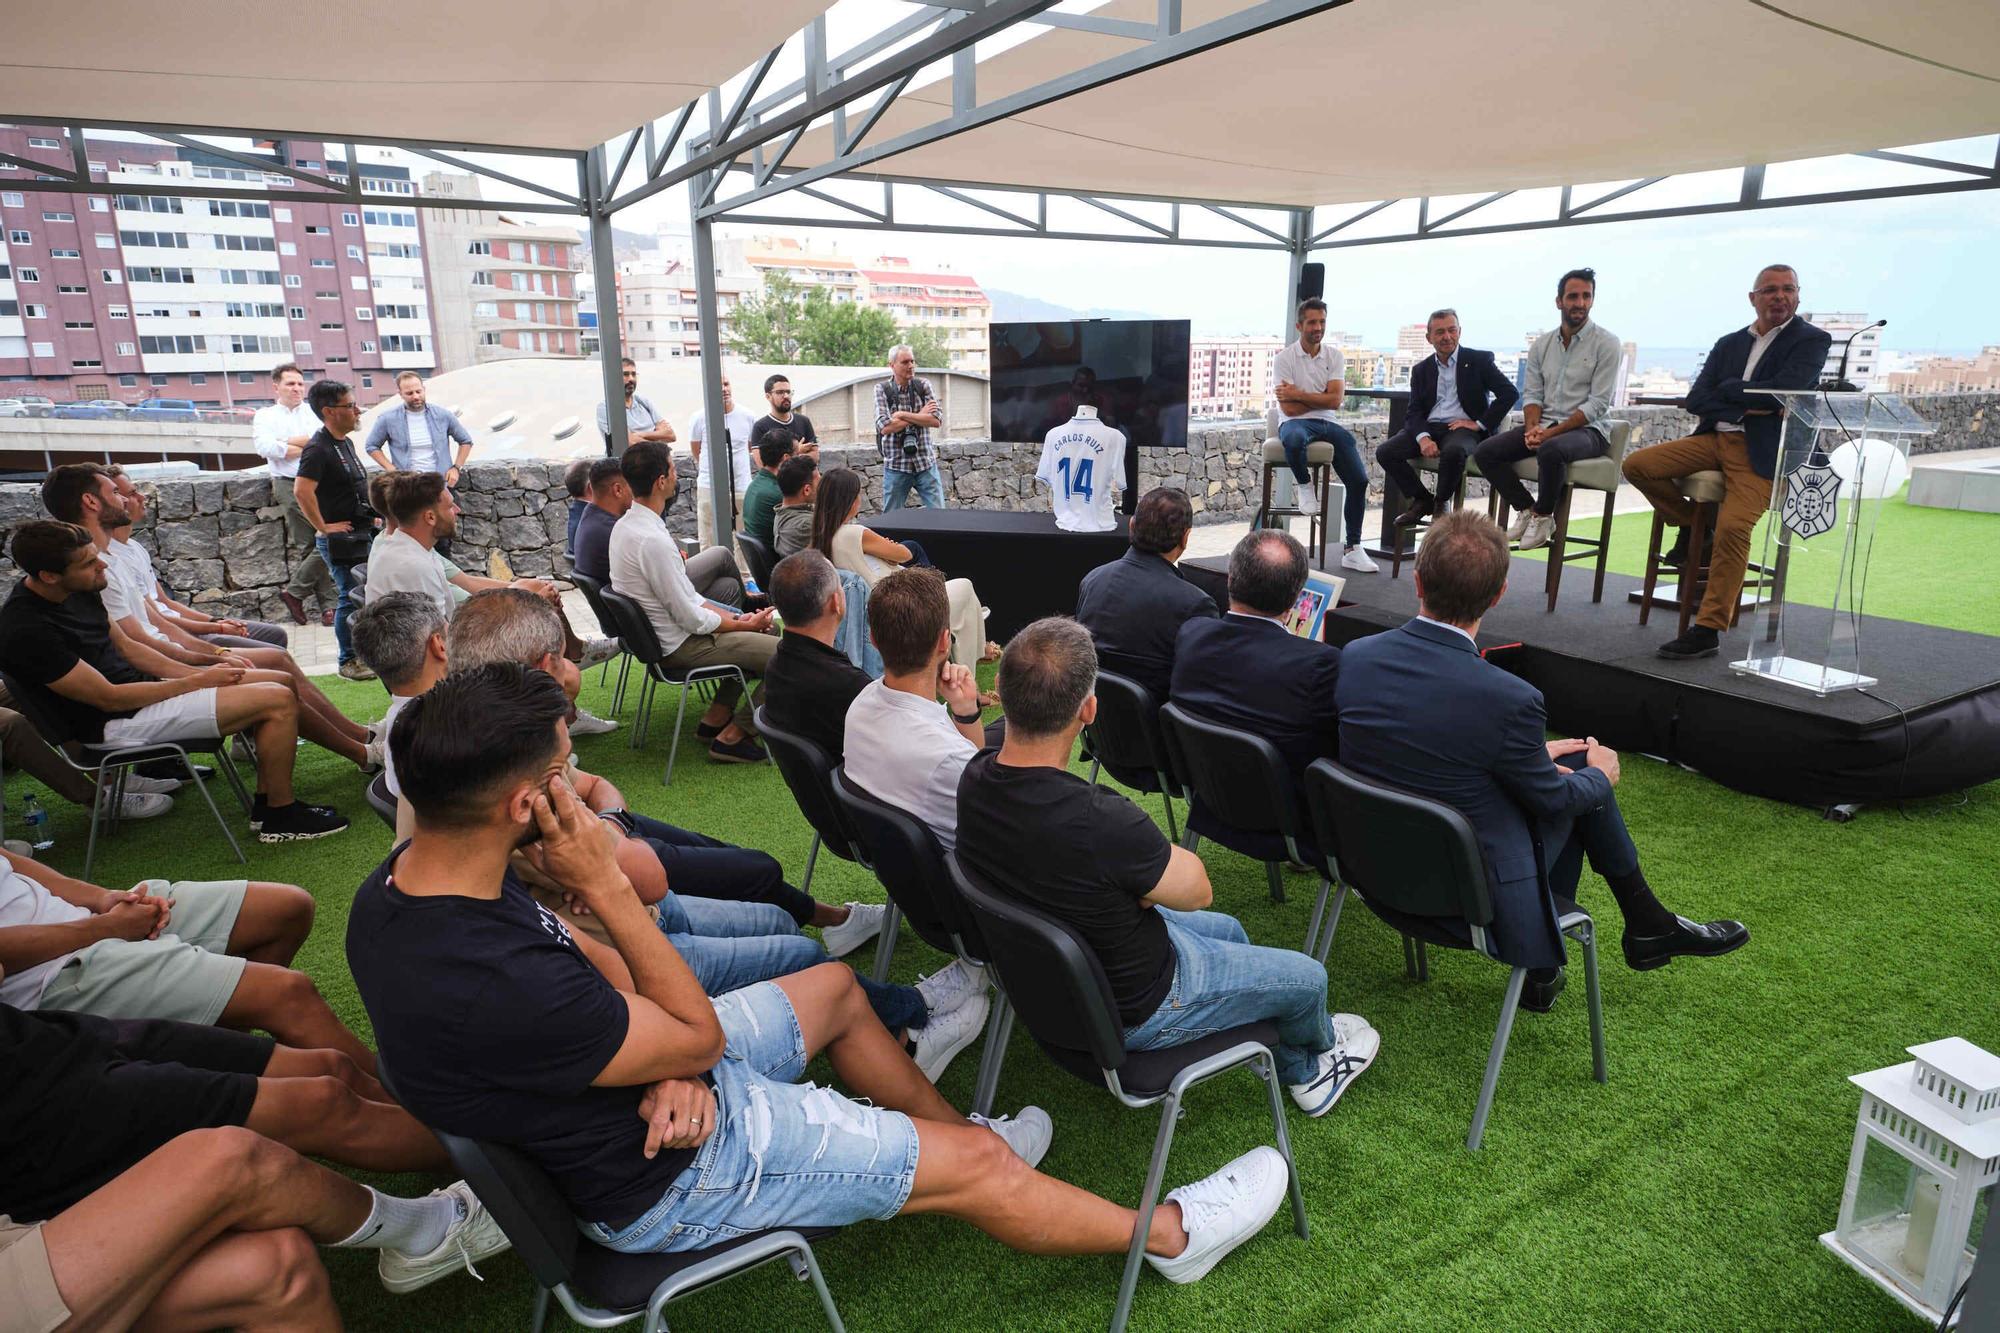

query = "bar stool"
[[1387, 459, 1472, 580], [1255, 409, 1333, 567], [1638, 470, 1788, 638], [1486, 420, 1634, 611]]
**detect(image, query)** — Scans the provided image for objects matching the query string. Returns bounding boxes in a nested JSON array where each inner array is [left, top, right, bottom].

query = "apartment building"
[[858, 258, 990, 373], [614, 258, 748, 362], [1188, 335, 1281, 415], [1800, 311, 1880, 389], [1884, 346, 2000, 394], [0, 129, 434, 406], [738, 235, 864, 303], [419, 170, 583, 371]]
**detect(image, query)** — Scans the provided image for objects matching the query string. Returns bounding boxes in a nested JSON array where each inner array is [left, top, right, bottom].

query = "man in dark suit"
[[1624, 265, 1832, 660], [1377, 309, 1520, 527], [1336, 509, 1747, 1010], [1169, 529, 1338, 851], [1074, 487, 1218, 700]]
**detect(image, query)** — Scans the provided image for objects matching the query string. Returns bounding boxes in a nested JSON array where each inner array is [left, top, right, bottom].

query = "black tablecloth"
[[863, 508, 1130, 641]]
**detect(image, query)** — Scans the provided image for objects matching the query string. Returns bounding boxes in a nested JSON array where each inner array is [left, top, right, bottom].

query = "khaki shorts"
[[0, 1217, 70, 1333], [36, 880, 249, 1026]]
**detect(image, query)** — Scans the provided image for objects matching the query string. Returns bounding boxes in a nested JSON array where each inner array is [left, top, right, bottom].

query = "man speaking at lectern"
[[1623, 265, 1830, 660]]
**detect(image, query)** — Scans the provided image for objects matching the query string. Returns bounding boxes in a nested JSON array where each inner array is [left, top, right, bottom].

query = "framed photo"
[[1281, 570, 1345, 641]]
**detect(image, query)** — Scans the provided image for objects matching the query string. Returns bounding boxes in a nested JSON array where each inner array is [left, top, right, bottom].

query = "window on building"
[[188, 373, 206, 385], [118, 374, 137, 386], [0, 300, 15, 316], [63, 320, 93, 330], [275, 207, 292, 223], [207, 201, 271, 219], [350, 275, 367, 290], [341, 212, 359, 226], [17, 267, 39, 282], [467, 240, 492, 256], [360, 373, 373, 387], [325, 355, 348, 364], [100, 269, 121, 284], [49, 248, 80, 258], [140, 335, 206, 354], [27, 137, 61, 149], [354, 306, 373, 321], [314, 289, 336, 299], [113, 342, 137, 355], [309, 258, 334, 268], [294, 340, 313, 355], [284, 274, 303, 288], [278, 242, 297, 256], [22, 303, 47, 317], [7, 230, 30, 244], [237, 372, 255, 384], [319, 322, 341, 330], [359, 340, 377, 353], [107, 304, 128, 319], [151, 374, 168, 387], [72, 359, 102, 369], [379, 334, 427, 352], [31, 341, 55, 356], [346, 245, 363, 260], [469, 271, 493, 286], [118, 230, 190, 249], [0, 192, 23, 206]]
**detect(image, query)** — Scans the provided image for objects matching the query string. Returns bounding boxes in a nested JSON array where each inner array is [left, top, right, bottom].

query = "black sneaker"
[[250, 794, 332, 831], [1657, 625, 1721, 660], [708, 735, 767, 764], [258, 801, 350, 843], [137, 757, 214, 783]]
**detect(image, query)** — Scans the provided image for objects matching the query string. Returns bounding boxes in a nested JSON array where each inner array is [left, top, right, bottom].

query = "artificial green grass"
[[6, 508, 1996, 1329]]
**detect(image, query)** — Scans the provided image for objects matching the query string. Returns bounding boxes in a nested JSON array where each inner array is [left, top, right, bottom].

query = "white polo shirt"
[[842, 680, 977, 850], [1272, 340, 1346, 424]]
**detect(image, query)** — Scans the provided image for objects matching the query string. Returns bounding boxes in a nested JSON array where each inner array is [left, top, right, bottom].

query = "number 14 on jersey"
[[1055, 455, 1094, 501]]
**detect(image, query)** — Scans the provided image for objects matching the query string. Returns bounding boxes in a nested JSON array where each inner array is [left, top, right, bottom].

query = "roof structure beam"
[[153, 133, 349, 194], [398, 146, 585, 207], [0, 113, 582, 160]]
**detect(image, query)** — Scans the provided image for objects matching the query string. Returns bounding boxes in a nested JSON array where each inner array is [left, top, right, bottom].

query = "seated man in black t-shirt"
[[0, 521, 348, 843], [570, 456, 628, 587], [0, 965, 509, 1323], [956, 617, 1380, 1118], [349, 662, 1290, 1285], [761, 551, 872, 763]]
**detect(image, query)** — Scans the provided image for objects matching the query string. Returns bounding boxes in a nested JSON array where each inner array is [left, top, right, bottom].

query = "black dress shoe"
[[1661, 527, 1715, 569], [1622, 916, 1750, 971], [1392, 498, 1437, 528], [137, 757, 214, 782], [1520, 967, 1567, 1013], [1657, 625, 1720, 660]]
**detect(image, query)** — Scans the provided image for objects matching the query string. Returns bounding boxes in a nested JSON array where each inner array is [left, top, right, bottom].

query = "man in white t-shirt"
[[348, 591, 450, 816], [250, 362, 336, 625], [1035, 404, 1126, 532], [360, 477, 457, 616], [1273, 299, 1375, 574], [842, 568, 996, 850], [687, 375, 757, 549]]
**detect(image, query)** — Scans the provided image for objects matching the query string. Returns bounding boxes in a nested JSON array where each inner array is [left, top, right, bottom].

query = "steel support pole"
[[690, 185, 733, 549], [587, 149, 627, 458], [1282, 208, 1309, 337]]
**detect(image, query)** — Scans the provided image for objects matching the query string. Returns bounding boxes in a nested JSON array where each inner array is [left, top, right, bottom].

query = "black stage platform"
[[1182, 553, 2000, 811], [865, 508, 1129, 641]]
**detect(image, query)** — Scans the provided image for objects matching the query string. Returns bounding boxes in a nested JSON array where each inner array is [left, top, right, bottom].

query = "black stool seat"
[[1038, 1021, 1281, 1099], [571, 1226, 837, 1313]]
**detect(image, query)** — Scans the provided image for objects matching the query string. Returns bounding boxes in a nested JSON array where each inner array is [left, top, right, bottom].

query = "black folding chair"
[[569, 571, 635, 713], [375, 1062, 844, 1333], [1156, 701, 1335, 953], [752, 703, 872, 902], [832, 769, 1010, 1114], [1082, 670, 1189, 844], [0, 669, 250, 880], [947, 852, 1308, 1333], [595, 588, 751, 786], [735, 530, 777, 595], [1303, 759, 1607, 1150]]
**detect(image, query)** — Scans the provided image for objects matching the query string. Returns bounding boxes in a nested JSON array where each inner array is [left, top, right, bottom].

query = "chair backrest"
[[1084, 669, 1178, 795], [752, 705, 868, 867], [735, 530, 776, 593], [375, 1060, 580, 1291], [830, 768, 975, 958], [596, 587, 665, 668], [569, 570, 618, 640], [1603, 418, 1635, 467], [365, 771, 396, 830], [1157, 700, 1300, 841], [1303, 759, 1493, 928], [945, 851, 1127, 1073]]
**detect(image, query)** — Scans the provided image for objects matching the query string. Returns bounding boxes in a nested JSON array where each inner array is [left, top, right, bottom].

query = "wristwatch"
[[597, 808, 637, 836]]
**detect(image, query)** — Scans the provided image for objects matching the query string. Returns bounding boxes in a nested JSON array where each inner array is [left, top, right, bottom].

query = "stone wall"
[[1, 392, 1994, 616]]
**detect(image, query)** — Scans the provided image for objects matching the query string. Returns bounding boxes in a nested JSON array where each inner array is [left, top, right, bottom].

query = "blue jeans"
[[1276, 417, 1368, 548], [882, 464, 945, 511], [314, 535, 357, 664], [659, 897, 926, 1035], [629, 812, 816, 927], [581, 981, 921, 1251], [1122, 908, 1333, 1084]]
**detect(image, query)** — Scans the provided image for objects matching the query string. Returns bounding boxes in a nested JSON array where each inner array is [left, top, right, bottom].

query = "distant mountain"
[[986, 289, 1164, 323], [577, 225, 660, 265]]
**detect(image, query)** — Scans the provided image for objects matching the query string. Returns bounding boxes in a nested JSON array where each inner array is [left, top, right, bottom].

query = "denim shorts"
[[579, 981, 921, 1254]]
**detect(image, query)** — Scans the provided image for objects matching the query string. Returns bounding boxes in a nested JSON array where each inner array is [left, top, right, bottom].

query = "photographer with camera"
[[873, 345, 947, 512]]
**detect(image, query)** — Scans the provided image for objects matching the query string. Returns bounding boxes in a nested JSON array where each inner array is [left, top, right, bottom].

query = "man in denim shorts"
[[350, 663, 1291, 1290]]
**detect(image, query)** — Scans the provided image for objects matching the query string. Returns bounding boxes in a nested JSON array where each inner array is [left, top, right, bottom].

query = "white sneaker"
[[1519, 512, 1556, 551], [104, 790, 173, 820], [914, 957, 987, 1016], [580, 637, 622, 668], [908, 989, 991, 1082], [971, 1107, 1053, 1168], [1293, 488, 1319, 516], [1288, 1022, 1381, 1117], [120, 772, 181, 795], [568, 709, 619, 737], [820, 902, 887, 959], [1340, 546, 1378, 574], [1506, 508, 1533, 542], [361, 735, 386, 773], [1145, 1146, 1290, 1285], [377, 1181, 513, 1294], [1330, 1012, 1373, 1046]]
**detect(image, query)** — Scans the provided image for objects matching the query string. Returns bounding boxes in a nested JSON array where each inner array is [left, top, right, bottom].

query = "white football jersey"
[[1036, 413, 1126, 532]]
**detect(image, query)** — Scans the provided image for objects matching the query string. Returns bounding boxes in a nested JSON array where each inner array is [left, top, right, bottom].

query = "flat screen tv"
[[989, 319, 1191, 448]]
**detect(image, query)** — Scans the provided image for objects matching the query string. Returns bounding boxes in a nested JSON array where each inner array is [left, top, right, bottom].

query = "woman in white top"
[[810, 467, 995, 669]]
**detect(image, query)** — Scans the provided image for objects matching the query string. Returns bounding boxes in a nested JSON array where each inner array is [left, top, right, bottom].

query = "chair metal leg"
[[181, 758, 246, 866], [1159, 789, 1179, 844], [530, 1285, 551, 1333], [1314, 881, 1349, 967], [870, 902, 901, 983], [1302, 876, 1331, 955], [1180, 827, 1199, 852], [1415, 940, 1429, 982], [83, 766, 112, 882], [629, 673, 657, 749], [799, 832, 822, 900], [1263, 860, 1285, 905], [663, 682, 690, 786], [1578, 921, 1608, 1083], [1402, 935, 1418, 978], [213, 746, 254, 816], [1254, 1048, 1310, 1241], [1468, 966, 1528, 1151], [796, 1241, 848, 1333], [1088, 756, 1102, 785], [1111, 1090, 1185, 1333], [971, 993, 1014, 1118]]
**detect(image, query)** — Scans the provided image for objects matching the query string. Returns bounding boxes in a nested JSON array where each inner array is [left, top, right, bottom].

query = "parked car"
[[16, 394, 55, 418], [51, 400, 132, 420], [0, 398, 35, 418], [130, 397, 200, 421]]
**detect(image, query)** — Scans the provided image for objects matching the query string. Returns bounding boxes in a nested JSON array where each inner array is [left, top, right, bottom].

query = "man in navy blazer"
[[1075, 486, 1219, 701], [1169, 529, 1338, 855], [1624, 264, 1831, 660], [1336, 510, 1746, 1009], [1377, 309, 1520, 527]]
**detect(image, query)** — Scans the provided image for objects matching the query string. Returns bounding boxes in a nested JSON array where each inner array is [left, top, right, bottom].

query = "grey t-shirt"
[[772, 504, 815, 558], [363, 530, 453, 614]]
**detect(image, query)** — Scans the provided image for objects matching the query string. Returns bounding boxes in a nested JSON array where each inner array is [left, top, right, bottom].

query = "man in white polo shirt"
[[1273, 299, 1375, 574], [251, 363, 337, 626], [687, 374, 757, 549]]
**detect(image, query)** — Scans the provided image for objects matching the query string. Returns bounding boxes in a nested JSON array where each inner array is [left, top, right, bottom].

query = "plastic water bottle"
[[23, 795, 53, 851]]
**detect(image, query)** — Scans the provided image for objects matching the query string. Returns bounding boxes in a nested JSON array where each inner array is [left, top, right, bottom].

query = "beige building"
[[1884, 347, 2000, 394], [1395, 323, 1430, 358], [613, 259, 748, 363], [418, 170, 583, 372], [739, 235, 865, 303], [1189, 335, 1282, 415], [859, 257, 991, 373]]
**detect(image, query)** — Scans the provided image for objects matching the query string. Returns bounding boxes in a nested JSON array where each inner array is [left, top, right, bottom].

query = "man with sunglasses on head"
[[292, 379, 379, 681]]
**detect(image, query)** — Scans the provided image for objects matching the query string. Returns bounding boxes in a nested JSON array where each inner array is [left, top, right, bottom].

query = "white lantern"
[[1823, 1038, 2000, 1324]]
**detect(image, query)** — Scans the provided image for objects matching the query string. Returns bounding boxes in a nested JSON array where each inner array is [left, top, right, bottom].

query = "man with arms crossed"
[[251, 362, 336, 627], [753, 372, 821, 460], [1472, 268, 1622, 552], [1274, 299, 1375, 573], [874, 344, 946, 511], [347, 662, 1289, 1285], [1376, 309, 1519, 527], [1622, 265, 1831, 660]]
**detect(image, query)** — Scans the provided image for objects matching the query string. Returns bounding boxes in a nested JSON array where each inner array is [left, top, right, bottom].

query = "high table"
[[863, 508, 1129, 641]]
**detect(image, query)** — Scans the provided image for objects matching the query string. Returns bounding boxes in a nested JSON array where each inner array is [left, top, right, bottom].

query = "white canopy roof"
[[3, 0, 828, 152], [778, 0, 2000, 208]]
